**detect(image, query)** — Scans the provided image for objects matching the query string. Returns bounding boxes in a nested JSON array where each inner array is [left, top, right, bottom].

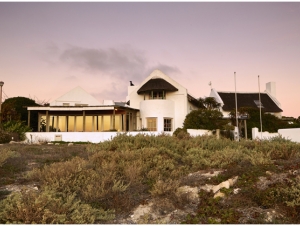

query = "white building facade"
[[27, 70, 199, 133], [126, 70, 198, 132]]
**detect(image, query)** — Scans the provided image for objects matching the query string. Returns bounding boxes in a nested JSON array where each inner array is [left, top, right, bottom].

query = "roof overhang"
[[27, 105, 139, 111], [137, 78, 178, 94]]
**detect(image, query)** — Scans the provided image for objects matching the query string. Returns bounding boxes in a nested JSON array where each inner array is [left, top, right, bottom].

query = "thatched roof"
[[137, 78, 178, 94], [218, 92, 283, 112]]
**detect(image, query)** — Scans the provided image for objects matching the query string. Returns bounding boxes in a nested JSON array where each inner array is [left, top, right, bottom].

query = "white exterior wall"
[[50, 86, 101, 106], [25, 131, 173, 144], [278, 128, 300, 143], [252, 127, 300, 143], [187, 129, 212, 136], [140, 100, 174, 131], [126, 70, 190, 132], [209, 89, 229, 118], [252, 127, 279, 140]]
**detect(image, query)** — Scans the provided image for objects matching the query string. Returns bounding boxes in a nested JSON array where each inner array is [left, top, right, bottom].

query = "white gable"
[[50, 86, 101, 106]]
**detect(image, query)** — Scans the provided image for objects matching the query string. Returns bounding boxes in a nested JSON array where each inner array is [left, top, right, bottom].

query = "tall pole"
[[0, 81, 4, 126], [234, 72, 239, 141], [258, 75, 263, 139]]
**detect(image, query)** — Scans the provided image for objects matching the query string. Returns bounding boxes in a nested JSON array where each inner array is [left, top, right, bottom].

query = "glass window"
[[147, 118, 157, 131], [164, 118, 172, 131], [149, 91, 165, 99], [103, 115, 111, 131]]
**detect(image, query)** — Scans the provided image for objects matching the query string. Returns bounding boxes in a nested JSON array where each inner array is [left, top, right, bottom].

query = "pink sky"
[[1, 2, 300, 117]]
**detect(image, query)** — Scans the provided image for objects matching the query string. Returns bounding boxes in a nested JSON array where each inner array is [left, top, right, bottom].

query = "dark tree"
[[1, 97, 41, 131], [183, 109, 228, 131]]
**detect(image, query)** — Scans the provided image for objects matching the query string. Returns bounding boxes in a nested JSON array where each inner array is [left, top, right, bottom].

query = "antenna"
[[234, 72, 239, 141], [258, 75, 263, 139]]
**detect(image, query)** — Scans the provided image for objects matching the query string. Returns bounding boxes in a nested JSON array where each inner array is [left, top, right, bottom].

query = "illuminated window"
[[164, 118, 172, 131], [147, 118, 157, 131]]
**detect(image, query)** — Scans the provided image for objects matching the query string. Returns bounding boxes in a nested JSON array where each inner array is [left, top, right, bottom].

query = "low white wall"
[[252, 127, 279, 140], [278, 128, 300, 143], [25, 131, 173, 144], [187, 129, 212, 137], [252, 127, 300, 143]]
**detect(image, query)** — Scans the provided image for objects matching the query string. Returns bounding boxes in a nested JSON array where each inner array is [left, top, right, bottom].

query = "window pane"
[[68, 116, 75, 132], [76, 116, 83, 132], [147, 118, 157, 131], [164, 118, 172, 131], [103, 115, 111, 131]]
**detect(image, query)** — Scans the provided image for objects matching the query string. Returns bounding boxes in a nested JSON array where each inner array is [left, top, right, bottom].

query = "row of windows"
[[146, 118, 172, 131]]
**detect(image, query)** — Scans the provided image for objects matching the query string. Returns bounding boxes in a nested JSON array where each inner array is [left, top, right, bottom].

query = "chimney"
[[266, 82, 276, 97]]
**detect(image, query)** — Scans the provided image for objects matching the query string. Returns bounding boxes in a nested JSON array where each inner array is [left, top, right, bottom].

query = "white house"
[[126, 69, 198, 132], [209, 82, 283, 119], [27, 70, 199, 133]]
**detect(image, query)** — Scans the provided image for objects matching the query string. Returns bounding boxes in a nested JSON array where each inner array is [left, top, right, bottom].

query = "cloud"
[[59, 45, 181, 83], [91, 82, 127, 102], [145, 63, 181, 78], [62, 76, 78, 81], [38, 43, 182, 101], [60, 45, 148, 82]]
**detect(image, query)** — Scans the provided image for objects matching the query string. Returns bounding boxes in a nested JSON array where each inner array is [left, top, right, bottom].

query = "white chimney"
[[266, 82, 276, 98]]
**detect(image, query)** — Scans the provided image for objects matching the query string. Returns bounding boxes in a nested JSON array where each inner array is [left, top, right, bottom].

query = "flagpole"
[[258, 75, 263, 139], [234, 72, 239, 141]]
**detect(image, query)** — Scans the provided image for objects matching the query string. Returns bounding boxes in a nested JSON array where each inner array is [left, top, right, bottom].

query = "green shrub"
[[0, 130, 11, 143], [0, 148, 19, 167], [2, 120, 31, 141], [0, 188, 114, 224]]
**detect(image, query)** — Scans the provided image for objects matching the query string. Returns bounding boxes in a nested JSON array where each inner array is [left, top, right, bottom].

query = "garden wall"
[[187, 129, 212, 137], [25, 131, 173, 144], [252, 127, 300, 143]]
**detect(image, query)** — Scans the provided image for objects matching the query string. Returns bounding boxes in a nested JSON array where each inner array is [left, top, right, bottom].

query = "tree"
[[196, 97, 221, 110], [1, 97, 41, 131], [183, 108, 228, 130]]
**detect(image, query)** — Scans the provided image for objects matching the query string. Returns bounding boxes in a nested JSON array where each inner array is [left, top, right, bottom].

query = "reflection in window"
[[164, 118, 172, 131], [147, 118, 157, 131], [103, 115, 111, 131]]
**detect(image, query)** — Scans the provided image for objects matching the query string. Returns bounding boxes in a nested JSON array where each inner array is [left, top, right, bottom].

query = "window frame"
[[163, 118, 172, 132], [147, 117, 157, 131]]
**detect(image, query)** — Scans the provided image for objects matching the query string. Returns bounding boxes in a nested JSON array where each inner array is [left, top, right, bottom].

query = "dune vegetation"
[[1, 132, 300, 223]]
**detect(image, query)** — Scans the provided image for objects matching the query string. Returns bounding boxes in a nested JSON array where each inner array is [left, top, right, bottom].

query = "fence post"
[[252, 127, 259, 140], [216, 129, 220, 139]]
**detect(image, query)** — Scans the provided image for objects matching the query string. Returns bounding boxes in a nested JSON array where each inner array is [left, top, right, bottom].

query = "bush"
[[0, 130, 11, 143], [0, 188, 114, 224], [2, 121, 31, 141], [183, 109, 228, 130], [0, 148, 19, 167]]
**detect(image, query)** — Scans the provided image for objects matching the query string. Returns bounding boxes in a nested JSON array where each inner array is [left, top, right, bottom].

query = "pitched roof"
[[137, 78, 178, 94], [217, 92, 283, 113], [50, 86, 101, 106]]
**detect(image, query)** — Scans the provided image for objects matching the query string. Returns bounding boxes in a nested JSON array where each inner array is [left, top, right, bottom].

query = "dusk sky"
[[1, 2, 300, 117]]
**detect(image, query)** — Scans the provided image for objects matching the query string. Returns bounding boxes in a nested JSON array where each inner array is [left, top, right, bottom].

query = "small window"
[[164, 118, 172, 131], [254, 100, 264, 108], [147, 118, 157, 131], [63, 103, 70, 106], [149, 91, 165, 99], [75, 103, 88, 106]]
